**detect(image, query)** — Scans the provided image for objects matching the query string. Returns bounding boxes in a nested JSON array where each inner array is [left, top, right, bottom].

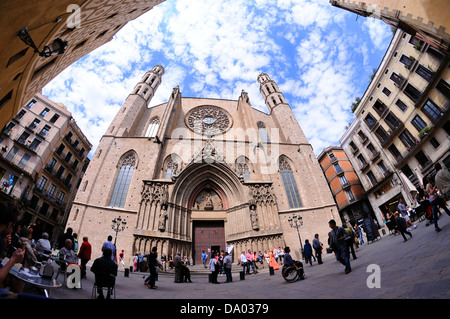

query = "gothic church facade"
[[67, 65, 338, 264]]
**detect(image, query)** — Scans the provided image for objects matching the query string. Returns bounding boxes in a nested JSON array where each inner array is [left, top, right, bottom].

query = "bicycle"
[[282, 260, 305, 283]]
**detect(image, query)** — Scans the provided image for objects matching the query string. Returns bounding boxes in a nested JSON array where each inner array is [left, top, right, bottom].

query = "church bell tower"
[[106, 65, 164, 137], [257, 73, 308, 145]]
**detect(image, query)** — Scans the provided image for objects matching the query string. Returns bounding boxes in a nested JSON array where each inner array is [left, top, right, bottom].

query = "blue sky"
[[42, 0, 393, 157]]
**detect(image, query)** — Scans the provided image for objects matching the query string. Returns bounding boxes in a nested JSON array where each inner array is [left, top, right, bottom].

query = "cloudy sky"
[[42, 0, 393, 157]]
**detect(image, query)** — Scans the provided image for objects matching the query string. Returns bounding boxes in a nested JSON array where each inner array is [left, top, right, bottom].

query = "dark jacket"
[[395, 216, 407, 230], [303, 242, 313, 256]]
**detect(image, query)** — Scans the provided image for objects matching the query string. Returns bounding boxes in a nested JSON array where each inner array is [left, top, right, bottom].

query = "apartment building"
[[318, 146, 374, 226], [340, 29, 449, 222], [0, 93, 91, 246]]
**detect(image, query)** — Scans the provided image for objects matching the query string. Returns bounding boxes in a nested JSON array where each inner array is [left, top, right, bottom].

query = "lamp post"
[[111, 216, 127, 246], [288, 214, 304, 259]]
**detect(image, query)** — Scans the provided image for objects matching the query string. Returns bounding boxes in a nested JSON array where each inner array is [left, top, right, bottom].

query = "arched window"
[[110, 153, 136, 208], [236, 156, 250, 180], [257, 121, 270, 143], [145, 117, 160, 138], [279, 157, 302, 208]]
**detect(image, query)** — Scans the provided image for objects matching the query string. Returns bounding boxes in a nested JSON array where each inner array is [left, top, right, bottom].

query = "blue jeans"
[[431, 198, 440, 229], [334, 245, 351, 272]]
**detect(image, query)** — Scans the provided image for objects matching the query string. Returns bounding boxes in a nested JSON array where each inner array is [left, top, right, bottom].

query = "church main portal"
[[192, 220, 225, 265]]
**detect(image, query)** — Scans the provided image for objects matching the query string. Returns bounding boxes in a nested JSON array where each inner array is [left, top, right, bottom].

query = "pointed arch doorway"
[[170, 161, 246, 265], [189, 180, 227, 265]]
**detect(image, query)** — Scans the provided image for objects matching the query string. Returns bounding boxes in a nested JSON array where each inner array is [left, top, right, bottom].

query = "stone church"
[[67, 65, 338, 264]]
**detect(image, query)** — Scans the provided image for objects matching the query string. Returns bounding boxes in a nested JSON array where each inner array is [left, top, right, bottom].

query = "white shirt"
[[209, 258, 217, 272]]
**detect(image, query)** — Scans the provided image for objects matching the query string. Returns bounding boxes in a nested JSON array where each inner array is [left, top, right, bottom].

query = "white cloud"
[[363, 17, 392, 51], [42, 0, 392, 157]]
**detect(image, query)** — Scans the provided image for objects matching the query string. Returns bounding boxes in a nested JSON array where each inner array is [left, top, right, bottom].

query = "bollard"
[[124, 268, 129, 277], [240, 271, 245, 280], [208, 273, 212, 283], [269, 267, 274, 276]]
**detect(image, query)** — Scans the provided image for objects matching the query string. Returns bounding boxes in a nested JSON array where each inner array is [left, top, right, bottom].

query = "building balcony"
[[360, 162, 370, 172], [370, 150, 381, 161]]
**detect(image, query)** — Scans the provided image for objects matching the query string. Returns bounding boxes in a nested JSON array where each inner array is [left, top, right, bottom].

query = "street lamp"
[[288, 214, 304, 259], [111, 216, 127, 246], [17, 27, 68, 58]]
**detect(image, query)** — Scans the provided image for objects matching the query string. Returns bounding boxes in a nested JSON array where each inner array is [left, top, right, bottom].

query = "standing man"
[[77, 236, 92, 279], [201, 250, 208, 268], [328, 219, 352, 274], [209, 252, 220, 284], [312, 234, 323, 264], [223, 251, 233, 283], [144, 247, 158, 289], [102, 235, 116, 263], [173, 252, 182, 283]]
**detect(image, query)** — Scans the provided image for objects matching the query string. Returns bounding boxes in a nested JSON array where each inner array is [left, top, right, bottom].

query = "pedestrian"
[[312, 234, 323, 264], [328, 219, 351, 274], [257, 251, 264, 268], [435, 163, 450, 199], [209, 252, 220, 284], [138, 252, 144, 271], [239, 251, 248, 274], [72, 233, 79, 254], [144, 246, 158, 289], [91, 247, 117, 299], [201, 250, 208, 268], [223, 251, 233, 282], [353, 224, 363, 246], [133, 254, 138, 271], [58, 227, 74, 249], [246, 249, 257, 274], [303, 239, 313, 266], [398, 199, 417, 230], [394, 212, 412, 242], [269, 250, 280, 270], [118, 249, 125, 268], [77, 236, 92, 279], [173, 252, 183, 283], [102, 235, 116, 262], [424, 176, 442, 232], [277, 247, 284, 265], [218, 251, 224, 275], [264, 250, 270, 268], [343, 224, 357, 260]]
